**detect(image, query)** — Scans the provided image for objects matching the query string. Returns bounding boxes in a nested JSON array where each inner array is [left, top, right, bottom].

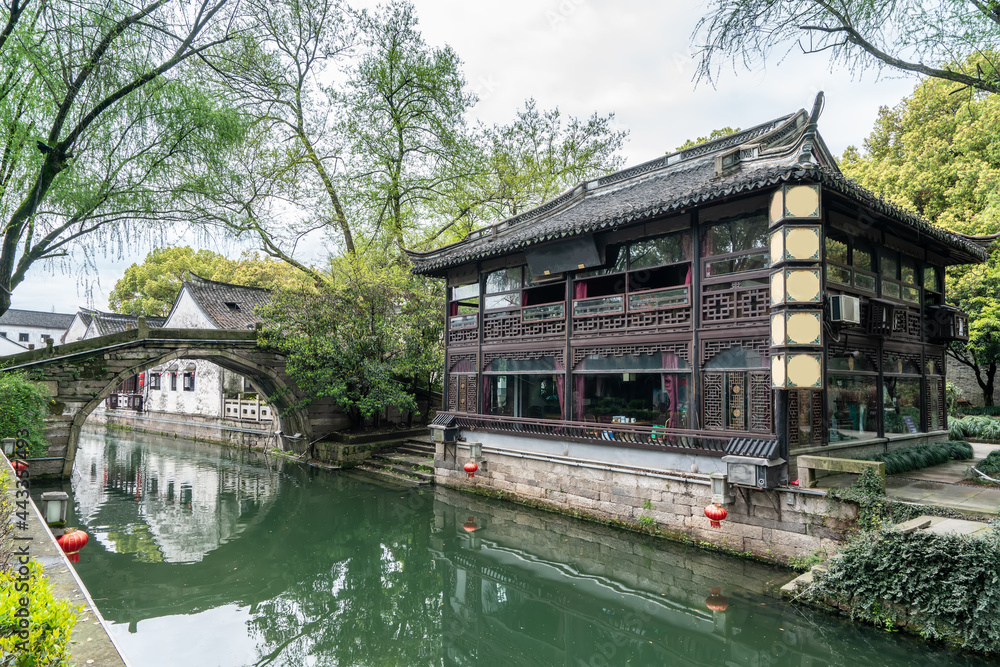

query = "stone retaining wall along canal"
[[435, 440, 856, 563], [2, 457, 129, 666]]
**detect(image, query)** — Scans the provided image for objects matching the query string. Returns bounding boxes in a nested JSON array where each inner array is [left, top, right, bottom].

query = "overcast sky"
[[13, 1, 920, 315]]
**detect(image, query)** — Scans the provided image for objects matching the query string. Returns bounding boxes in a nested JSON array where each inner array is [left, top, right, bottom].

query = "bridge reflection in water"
[[38, 426, 989, 667]]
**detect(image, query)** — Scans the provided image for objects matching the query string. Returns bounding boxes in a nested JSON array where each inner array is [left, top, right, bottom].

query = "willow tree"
[[0, 0, 248, 317], [693, 0, 1000, 93]]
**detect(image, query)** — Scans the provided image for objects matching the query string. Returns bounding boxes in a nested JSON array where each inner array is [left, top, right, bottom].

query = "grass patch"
[[863, 440, 973, 476]]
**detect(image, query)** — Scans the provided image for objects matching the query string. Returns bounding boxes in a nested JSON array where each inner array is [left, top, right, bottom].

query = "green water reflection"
[[37, 426, 991, 666]]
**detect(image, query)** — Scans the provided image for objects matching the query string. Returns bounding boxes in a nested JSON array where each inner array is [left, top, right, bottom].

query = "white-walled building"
[[0, 308, 75, 351], [144, 274, 274, 423]]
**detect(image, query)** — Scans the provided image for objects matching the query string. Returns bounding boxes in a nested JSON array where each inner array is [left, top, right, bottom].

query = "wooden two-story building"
[[410, 95, 985, 491]]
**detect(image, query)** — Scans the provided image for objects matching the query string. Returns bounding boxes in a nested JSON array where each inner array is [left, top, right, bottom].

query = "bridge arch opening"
[[66, 348, 312, 476]]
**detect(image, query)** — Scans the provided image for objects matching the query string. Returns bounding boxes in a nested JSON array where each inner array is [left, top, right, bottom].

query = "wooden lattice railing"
[[440, 412, 776, 456]]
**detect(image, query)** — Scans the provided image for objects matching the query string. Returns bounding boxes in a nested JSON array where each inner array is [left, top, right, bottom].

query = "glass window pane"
[[881, 251, 899, 279], [827, 351, 875, 372], [884, 377, 922, 436], [522, 303, 564, 321], [485, 267, 522, 293], [826, 265, 851, 286], [486, 356, 558, 373], [853, 243, 873, 271], [629, 232, 690, 270], [702, 214, 767, 257], [827, 374, 878, 441], [573, 295, 624, 317], [825, 235, 848, 264], [901, 256, 916, 284], [486, 374, 562, 419], [575, 373, 690, 428], [854, 272, 876, 292], [881, 281, 900, 299], [628, 287, 688, 310], [705, 251, 769, 277], [903, 286, 920, 303], [484, 293, 521, 310], [577, 352, 690, 372], [704, 346, 765, 369], [449, 314, 477, 330], [452, 283, 479, 301], [924, 266, 939, 292]]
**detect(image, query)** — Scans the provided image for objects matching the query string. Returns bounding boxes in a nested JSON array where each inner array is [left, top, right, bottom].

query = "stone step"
[[390, 444, 434, 457], [353, 465, 430, 486], [364, 457, 435, 482]]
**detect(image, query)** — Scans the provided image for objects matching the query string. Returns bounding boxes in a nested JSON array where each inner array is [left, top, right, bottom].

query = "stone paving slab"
[[895, 515, 991, 538]]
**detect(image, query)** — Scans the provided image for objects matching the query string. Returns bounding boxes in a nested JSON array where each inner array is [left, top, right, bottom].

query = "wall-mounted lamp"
[[1, 439, 14, 457]]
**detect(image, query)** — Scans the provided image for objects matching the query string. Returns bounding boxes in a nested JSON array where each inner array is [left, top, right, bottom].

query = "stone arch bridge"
[[1, 324, 337, 478]]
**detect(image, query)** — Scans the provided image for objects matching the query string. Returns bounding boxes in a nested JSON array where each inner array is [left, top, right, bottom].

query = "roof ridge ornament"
[[797, 91, 825, 166]]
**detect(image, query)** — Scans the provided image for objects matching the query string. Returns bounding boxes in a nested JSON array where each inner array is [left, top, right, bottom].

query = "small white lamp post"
[[40, 491, 70, 535]]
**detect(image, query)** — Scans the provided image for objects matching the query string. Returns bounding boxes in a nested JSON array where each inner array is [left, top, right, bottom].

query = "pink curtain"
[[574, 376, 586, 421], [555, 362, 566, 420], [574, 281, 587, 299], [684, 265, 692, 285], [449, 302, 458, 316], [661, 352, 681, 427]]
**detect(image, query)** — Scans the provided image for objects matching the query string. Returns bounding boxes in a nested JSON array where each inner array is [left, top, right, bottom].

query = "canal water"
[[36, 426, 991, 667]]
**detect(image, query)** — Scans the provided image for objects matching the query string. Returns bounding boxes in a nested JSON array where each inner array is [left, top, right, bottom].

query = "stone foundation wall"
[[435, 440, 856, 564], [89, 409, 277, 449], [947, 356, 984, 407]]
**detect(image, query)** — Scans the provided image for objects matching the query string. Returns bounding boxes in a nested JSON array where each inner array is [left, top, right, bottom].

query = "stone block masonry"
[[436, 441, 857, 564]]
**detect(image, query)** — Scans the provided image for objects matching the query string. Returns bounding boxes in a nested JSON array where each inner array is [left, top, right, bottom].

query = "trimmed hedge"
[[975, 449, 1000, 477], [863, 440, 973, 476]]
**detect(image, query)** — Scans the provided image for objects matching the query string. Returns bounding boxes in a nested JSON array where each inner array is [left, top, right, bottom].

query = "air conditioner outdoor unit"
[[829, 295, 861, 325]]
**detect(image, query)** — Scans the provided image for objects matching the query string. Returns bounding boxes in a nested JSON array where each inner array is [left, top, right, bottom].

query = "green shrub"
[[0, 560, 80, 666], [812, 526, 1000, 652], [975, 449, 1000, 477], [0, 373, 52, 456], [948, 415, 1000, 441], [863, 441, 973, 476]]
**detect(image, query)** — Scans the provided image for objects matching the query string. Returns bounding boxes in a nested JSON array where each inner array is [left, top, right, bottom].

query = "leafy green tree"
[[0, 372, 51, 455], [423, 100, 628, 246], [257, 253, 443, 429], [109, 247, 314, 317], [0, 0, 247, 318], [842, 58, 1000, 403], [693, 0, 1000, 94], [340, 0, 474, 252], [109, 247, 237, 316], [193, 0, 357, 268], [841, 57, 1000, 235]]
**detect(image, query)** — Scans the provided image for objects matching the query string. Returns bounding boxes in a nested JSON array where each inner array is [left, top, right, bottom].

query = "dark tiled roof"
[[183, 274, 272, 330], [0, 309, 75, 329], [408, 100, 986, 275], [89, 310, 166, 336]]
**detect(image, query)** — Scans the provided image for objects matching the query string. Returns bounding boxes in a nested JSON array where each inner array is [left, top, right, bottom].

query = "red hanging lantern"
[[11, 460, 28, 474], [704, 503, 727, 528], [705, 587, 729, 612], [57, 528, 90, 563], [464, 461, 478, 478], [463, 516, 478, 533]]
